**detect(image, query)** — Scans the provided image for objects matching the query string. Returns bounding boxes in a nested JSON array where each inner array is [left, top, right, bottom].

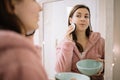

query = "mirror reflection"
[[55, 4, 104, 80], [41, 0, 106, 80]]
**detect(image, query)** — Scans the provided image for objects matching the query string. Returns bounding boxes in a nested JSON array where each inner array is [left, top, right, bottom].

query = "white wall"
[[42, 1, 66, 79], [97, 0, 106, 39], [105, 0, 120, 80], [104, 0, 114, 80], [113, 0, 120, 79]]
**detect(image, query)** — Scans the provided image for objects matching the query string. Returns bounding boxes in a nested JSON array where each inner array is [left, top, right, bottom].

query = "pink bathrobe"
[[0, 30, 48, 80], [55, 32, 105, 80]]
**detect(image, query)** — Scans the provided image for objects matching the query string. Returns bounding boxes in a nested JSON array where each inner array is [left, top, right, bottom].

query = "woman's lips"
[[80, 24, 85, 26]]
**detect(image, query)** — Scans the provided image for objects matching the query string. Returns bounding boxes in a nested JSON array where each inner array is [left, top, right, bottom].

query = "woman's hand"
[[65, 25, 75, 41], [94, 58, 104, 76]]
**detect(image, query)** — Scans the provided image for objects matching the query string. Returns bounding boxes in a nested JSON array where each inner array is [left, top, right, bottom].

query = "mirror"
[[38, 0, 106, 79], [34, 0, 120, 79]]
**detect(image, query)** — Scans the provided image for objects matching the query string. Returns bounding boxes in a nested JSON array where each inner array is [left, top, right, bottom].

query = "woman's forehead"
[[75, 8, 89, 14]]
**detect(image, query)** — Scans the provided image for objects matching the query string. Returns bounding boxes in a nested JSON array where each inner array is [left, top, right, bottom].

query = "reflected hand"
[[65, 25, 75, 41], [94, 58, 104, 76]]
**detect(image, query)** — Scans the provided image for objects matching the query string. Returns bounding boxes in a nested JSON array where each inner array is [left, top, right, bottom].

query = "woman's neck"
[[27, 35, 34, 43], [76, 31, 88, 42], [21, 30, 35, 43], [76, 31, 88, 50]]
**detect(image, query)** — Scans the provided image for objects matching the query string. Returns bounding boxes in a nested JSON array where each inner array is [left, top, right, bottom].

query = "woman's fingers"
[[65, 25, 75, 41], [67, 25, 75, 34]]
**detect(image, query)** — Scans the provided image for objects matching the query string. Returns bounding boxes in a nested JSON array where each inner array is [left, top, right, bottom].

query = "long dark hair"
[[0, 0, 25, 34], [68, 4, 92, 52]]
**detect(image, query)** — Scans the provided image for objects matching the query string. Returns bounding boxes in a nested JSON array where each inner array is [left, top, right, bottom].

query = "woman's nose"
[[80, 17, 85, 21]]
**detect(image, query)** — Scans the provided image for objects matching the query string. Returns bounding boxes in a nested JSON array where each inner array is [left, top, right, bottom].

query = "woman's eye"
[[76, 15, 81, 18], [85, 16, 89, 18]]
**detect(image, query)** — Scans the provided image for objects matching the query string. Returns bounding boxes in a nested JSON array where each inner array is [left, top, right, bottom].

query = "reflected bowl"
[[76, 59, 103, 76]]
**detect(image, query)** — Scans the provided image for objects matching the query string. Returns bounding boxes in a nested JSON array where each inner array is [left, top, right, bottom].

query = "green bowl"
[[55, 72, 90, 80], [76, 59, 103, 76]]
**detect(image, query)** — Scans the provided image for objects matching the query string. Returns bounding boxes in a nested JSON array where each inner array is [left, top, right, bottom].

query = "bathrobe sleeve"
[[55, 39, 75, 72]]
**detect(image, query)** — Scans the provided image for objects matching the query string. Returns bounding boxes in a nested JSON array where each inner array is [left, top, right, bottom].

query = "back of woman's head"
[[0, 0, 23, 34]]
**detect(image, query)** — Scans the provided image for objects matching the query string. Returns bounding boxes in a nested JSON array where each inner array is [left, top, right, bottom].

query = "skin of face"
[[13, 0, 41, 32], [70, 8, 90, 32]]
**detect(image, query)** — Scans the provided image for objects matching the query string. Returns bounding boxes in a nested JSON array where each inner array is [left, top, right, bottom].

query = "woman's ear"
[[11, 0, 22, 16], [5, 0, 15, 14], [6, 0, 19, 14], [11, 0, 20, 6], [11, 0, 17, 13]]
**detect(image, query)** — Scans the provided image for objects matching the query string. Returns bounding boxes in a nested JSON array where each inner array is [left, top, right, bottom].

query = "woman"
[[55, 4, 105, 80], [0, 0, 48, 80]]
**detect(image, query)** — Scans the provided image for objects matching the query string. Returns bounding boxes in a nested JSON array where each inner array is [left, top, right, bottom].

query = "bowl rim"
[[55, 72, 90, 80], [76, 59, 103, 69]]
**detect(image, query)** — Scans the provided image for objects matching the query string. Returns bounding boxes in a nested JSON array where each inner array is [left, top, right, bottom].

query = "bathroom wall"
[[105, 0, 120, 79], [104, 0, 114, 80], [113, 0, 120, 79]]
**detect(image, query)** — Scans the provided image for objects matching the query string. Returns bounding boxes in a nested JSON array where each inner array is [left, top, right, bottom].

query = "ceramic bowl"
[[55, 72, 90, 80], [76, 59, 103, 76]]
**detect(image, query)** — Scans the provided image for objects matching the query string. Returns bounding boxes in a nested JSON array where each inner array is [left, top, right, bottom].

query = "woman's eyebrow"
[[76, 12, 89, 15], [76, 12, 81, 15], [85, 13, 89, 16]]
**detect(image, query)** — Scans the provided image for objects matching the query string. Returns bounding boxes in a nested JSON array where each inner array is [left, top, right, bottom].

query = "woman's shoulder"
[[90, 32, 104, 39], [0, 30, 48, 80], [57, 38, 75, 47], [0, 30, 42, 65], [91, 32, 105, 41], [0, 30, 34, 44], [89, 32, 104, 44], [0, 30, 38, 54]]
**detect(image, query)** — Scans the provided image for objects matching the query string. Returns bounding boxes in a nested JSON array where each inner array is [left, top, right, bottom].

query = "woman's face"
[[70, 8, 90, 32], [13, 0, 41, 32]]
